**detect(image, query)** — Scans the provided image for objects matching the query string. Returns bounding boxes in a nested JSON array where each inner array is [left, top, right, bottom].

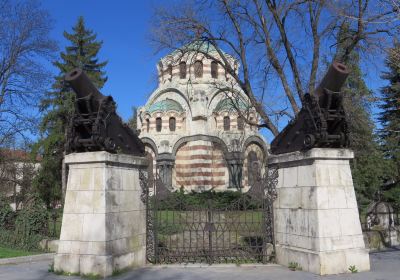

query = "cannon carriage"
[[270, 62, 350, 154], [65, 68, 144, 156]]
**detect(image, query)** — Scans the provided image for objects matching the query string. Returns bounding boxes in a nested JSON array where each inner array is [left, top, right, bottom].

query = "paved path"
[[0, 249, 399, 280]]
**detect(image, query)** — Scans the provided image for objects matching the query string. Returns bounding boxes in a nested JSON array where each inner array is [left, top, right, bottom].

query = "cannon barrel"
[[314, 61, 349, 107], [64, 68, 145, 156], [65, 68, 105, 100]]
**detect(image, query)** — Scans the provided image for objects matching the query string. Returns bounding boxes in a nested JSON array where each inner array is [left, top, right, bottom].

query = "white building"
[[138, 42, 268, 191], [0, 149, 40, 210]]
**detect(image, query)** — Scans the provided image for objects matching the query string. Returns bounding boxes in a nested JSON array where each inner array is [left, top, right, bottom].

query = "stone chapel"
[[137, 42, 268, 191]]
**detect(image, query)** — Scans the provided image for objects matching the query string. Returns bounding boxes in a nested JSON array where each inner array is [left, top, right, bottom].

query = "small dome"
[[214, 98, 250, 113], [146, 99, 184, 114]]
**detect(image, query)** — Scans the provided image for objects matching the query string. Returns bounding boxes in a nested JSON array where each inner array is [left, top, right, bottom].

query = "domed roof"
[[177, 40, 220, 55], [146, 99, 184, 114], [214, 98, 250, 112], [163, 40, 236, 65]]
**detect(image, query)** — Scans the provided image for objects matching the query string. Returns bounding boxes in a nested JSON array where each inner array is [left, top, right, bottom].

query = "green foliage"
[[382, 182, 400, 211], [15, 194, 49, 236], [335, 22, 386, 210], [288, 262, 302, 271], [0, 196, 15, 230], [155, 189, 255, 211], [0, 194, 48, 251], [32, 157, 62, 209], [54, 270, 80, 277], [112, 267, 133, 277], [348, 265, 358, 273], [379, 42, 400, 210], [33, 16, 108, 208], [81, 273, 102, 279], [0, 229, 44, 252], [48, 262, 54, 272], [47, 208, 63, 238]]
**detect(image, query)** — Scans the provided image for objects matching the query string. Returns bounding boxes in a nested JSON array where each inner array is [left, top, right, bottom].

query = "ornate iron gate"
[[140, 167, 278, 264]]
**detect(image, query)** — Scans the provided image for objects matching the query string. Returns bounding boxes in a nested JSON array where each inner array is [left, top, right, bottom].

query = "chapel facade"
[[137, 42, 268, 191]]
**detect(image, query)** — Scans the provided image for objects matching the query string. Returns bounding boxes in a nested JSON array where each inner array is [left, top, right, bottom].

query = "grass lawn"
[[156, 210, 265, 235], [0, 246, 40, 259]]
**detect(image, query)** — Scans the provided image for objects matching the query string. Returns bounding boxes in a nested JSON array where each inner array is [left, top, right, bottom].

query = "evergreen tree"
[[127, 106, 138, 131], [378, 42, 400, 210], [33, 16, 107, 208], [335, 23, 386, 210]]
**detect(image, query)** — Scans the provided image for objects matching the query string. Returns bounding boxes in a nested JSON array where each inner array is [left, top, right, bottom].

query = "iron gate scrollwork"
[[140, 166, 278, 264]]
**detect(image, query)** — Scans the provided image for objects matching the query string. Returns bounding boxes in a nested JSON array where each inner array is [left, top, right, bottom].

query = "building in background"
[[0, 149, 41, 210], [137, 42, 268, 192]]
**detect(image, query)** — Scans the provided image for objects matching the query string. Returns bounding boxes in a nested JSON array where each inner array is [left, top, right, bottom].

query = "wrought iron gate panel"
[[141, 167, 278, 264]]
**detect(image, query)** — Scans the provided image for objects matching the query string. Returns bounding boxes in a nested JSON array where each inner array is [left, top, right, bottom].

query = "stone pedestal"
[[269, 148, 370, 275], [388, 228, 399, 246], [54, 152, 148, 277]]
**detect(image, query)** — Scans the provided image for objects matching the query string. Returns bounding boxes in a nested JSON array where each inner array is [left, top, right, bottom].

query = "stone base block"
[[54, 152, 148, 278], [270, 148, 371, 275], [389, 230, 399, 246], [113, 249, 145, 270], [54, 254, 113, 276], [276, 245, 370, 275], [54, 249, 145, 277], [54, 254, 80, 274]]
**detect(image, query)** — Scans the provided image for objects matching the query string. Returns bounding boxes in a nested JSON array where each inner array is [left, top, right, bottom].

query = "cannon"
[[270, 62, 350, 154], [64, 68, 145, 156]]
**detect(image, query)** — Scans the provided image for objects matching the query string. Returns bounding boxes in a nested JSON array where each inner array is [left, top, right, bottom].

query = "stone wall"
[[54, 152, 148, 277]]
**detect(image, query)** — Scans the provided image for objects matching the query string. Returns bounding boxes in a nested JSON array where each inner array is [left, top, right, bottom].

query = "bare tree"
[[0, 0, 57, 147], [151, 0, 399, 136]]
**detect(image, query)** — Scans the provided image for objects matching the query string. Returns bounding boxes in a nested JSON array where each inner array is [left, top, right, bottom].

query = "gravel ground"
[[0, 248, 399, 280]]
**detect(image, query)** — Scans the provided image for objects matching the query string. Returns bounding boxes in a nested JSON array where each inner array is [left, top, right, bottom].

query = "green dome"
[[214, 98, 250, 112], [171, 40, 227, 56], [182, 40, 219, 54], [146, 99, 184, 114]]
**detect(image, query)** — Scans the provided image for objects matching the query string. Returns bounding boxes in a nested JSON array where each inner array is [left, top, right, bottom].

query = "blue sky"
[[40, 0, 388, 142], [42, 0, 161, 122]]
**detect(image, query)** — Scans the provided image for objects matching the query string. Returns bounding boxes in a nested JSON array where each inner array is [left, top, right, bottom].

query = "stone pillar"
[[156, 153, 174, 189], [226, 151, 243, 189], [269, 148, 370, 275], [54, 152, 148, 277]]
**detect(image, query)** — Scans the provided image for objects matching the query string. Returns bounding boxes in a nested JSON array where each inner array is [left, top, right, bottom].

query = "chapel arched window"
[[156, 117, 162, 132], [237, 116, 244, 131], [169, 117, 176, 131], [179, 62, 186, 79], [223, 116, 230, 131], [194, 61, 203, 78], [168, 64, 173, 80], [211, 61, 218, 78], [250, 117, 255, 131], [146, 119, 150, 132]]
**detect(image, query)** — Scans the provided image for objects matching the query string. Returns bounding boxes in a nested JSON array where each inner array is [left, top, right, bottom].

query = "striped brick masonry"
[[174, 140, 228, 191]]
